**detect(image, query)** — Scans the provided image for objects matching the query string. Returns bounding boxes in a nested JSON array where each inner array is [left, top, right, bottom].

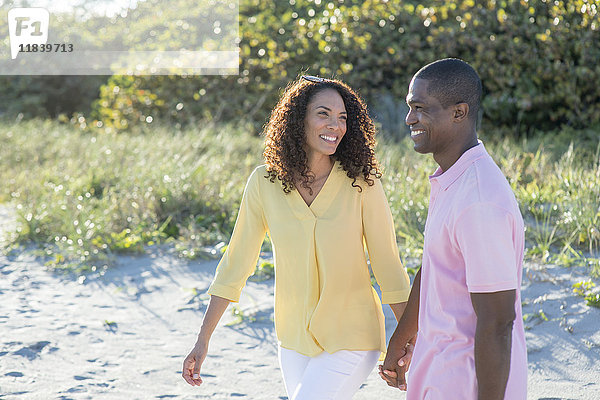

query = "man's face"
[[405, 78, 455, 155]]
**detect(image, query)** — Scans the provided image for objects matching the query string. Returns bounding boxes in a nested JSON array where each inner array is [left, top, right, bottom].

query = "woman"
[[182, 76, 411, 399]]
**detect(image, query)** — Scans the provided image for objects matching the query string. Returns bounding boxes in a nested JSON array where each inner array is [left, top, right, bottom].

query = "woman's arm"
[[182, 295, 231, 386], [361, 180, 411, 304], [182, 168, 268, 387], [207, 168, 267, 302]]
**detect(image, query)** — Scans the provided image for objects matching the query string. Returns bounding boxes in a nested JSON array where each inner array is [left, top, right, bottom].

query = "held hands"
[[378, 337, 415, 391], [182, 340, 209, 386]]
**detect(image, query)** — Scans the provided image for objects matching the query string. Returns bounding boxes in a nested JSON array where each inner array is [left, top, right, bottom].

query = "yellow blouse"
[[208, 161, 410, 357]]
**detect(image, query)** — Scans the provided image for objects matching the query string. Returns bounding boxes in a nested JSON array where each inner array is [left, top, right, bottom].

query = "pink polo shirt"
[[407, 142, 527, 400]]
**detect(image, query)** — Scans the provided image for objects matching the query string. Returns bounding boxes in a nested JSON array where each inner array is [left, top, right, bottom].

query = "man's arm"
[[388, 301, 408, 322], [380, 267, 421, 389], [470, 289, 516, 400]]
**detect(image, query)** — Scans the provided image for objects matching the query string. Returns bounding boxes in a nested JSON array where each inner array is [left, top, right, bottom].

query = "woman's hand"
[[400, 335, 416, 370], [182, 340, 209, 386], [181, 295, 231, 387]]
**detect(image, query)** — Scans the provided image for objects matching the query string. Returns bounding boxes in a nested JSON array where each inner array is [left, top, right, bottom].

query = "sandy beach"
[[1, 205, 599, 400]]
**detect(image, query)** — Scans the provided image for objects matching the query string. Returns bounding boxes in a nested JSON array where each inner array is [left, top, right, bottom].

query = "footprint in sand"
[[13, 341, 51, 360], [63, 385, 86, 393], [537, 398, 577, 400]]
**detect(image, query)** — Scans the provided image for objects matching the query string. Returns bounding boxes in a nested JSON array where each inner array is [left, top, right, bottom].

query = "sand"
[[1, 204, 599, 399]]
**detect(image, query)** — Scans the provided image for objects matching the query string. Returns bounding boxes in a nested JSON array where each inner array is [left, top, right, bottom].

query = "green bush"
[[0, 0, 598, 135], [90, 0, 600, 135], [0, 6, 110, 119], [0, 76, 106, 119]]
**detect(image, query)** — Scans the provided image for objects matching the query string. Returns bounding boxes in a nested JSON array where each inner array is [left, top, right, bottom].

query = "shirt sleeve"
[[454, 202, 519, 293], [362, 178, 411, 304], [207, 167, 267, 302]]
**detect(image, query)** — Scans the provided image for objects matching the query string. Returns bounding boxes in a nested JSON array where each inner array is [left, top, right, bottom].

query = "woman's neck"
[[306, 152, 334, 180]]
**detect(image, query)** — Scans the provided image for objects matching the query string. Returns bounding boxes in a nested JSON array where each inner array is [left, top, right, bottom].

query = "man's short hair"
[[414, 58, 482, 121]]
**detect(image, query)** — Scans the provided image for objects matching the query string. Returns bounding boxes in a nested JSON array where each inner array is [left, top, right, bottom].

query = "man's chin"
[[412, 144, 429, 154]]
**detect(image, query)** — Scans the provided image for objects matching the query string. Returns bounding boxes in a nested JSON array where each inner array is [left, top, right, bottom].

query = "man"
[[380, 58, 527, 399]]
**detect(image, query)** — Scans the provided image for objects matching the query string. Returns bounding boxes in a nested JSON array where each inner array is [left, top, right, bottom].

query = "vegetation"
[[250, 259, 276, 281], [573, 280, 600, 308], [0, 119, 261, 273], [0, 120, 598, 281], [1, 0, 599, 135], [0, 0, 598, 312]]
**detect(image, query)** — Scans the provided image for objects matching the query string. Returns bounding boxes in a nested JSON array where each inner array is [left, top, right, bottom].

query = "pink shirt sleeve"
[[453, 202, 519, 293]]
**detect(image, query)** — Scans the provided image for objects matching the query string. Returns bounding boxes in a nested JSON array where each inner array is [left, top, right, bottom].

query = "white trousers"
[[278, 347, 380, 400]]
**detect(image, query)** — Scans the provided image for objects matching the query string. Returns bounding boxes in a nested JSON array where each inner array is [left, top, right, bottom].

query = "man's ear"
[[453, 103, 469, 122]]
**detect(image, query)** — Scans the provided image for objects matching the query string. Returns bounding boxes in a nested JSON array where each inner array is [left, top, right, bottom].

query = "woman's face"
[[303, 88, 347, 159]]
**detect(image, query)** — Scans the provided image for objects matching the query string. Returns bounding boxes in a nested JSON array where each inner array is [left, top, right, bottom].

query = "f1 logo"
[[7, 8, 50, 59]]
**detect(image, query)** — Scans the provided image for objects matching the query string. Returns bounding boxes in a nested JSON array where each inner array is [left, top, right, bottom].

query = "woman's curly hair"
[[263, 76, 382, 194]]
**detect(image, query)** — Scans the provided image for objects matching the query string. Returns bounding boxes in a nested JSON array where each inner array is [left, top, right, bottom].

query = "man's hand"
[[379, 268, 422, 390], [379, 336, 415, 390]]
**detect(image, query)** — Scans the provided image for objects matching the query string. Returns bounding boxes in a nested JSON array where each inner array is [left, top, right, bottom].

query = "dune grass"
[[0, 119, 262, 273], [490, 134, 600, 276], [0, 119, 598, 278], [380, 127, 600, 276]]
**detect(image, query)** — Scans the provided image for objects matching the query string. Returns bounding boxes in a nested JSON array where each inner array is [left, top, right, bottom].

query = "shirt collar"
[[429, 140, 488, 190]]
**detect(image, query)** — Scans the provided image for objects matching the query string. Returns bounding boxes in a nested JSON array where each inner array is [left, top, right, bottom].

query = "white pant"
[[278, 347, 380, 400]]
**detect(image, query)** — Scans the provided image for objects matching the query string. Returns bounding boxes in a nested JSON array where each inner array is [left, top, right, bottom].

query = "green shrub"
[[0, 76, 106, 119], [89, 0, 600, 135], [1, 1, 598, 135]]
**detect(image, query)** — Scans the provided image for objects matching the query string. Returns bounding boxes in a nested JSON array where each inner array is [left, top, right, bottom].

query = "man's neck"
[[434, 134, 479, 172]]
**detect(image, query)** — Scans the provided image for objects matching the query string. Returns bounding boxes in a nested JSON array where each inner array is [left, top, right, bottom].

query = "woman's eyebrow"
[[315, 105, 347, 114]]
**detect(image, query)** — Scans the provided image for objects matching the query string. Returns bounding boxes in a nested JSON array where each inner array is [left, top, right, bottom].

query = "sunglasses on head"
[[301, 75, 330, 83]]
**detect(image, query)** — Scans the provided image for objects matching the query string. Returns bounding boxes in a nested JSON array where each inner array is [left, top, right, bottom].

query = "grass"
[[0, 119, 262, 273], [573, 280, 600, 308], [0, 119, 599, 283], [249, 259, 275, 282], [227, 305, 258, 325], [491, 135, 600, 276], [523, 309, 549, 324]]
